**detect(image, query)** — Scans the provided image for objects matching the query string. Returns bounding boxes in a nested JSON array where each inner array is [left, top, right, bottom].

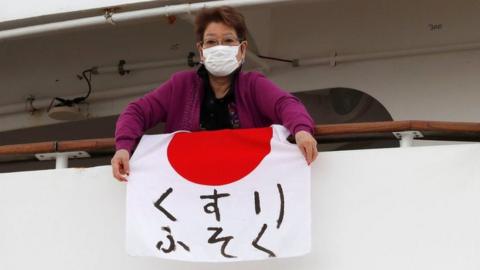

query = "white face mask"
[[202, 45, 241, 77]]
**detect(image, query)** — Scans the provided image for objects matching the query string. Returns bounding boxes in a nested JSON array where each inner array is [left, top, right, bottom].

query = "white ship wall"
[[1, 143, 480, 269]]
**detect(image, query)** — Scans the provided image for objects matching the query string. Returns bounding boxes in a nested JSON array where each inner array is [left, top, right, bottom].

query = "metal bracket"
[[104, 8, 117, 25], [292, 59, 300, 67], [393, 131, 424, 147], [188, 52, 199, 67], [329, 51, 338, 67], [25, 95, 38, 115], [35, 151, 90, 169], [118, 60, 130, 76]]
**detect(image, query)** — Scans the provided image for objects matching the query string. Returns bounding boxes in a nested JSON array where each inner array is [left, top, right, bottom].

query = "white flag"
[[126, 125, 311, 262]]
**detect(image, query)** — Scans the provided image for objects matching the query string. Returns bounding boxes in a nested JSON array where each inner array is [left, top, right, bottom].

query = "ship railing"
[[0, 120, 479, 169]]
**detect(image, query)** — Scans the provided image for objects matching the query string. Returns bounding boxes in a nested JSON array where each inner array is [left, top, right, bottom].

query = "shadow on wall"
[[294, 87, 399, 151]]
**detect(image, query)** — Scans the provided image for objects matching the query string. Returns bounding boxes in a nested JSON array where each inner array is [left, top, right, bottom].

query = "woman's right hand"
[[111, 149, 130, 182]]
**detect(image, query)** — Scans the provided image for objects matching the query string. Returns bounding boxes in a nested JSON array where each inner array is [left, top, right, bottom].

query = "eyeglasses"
[[202, 38, 242, 49]]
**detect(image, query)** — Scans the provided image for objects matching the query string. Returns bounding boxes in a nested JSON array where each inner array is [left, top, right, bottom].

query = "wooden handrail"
[[0, 120, 479, 156], [314, 120, 480, 135], [0, 138, 115, 156], [57, 138, 114, 152]]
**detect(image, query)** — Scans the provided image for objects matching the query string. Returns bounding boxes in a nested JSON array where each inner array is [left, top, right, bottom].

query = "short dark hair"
[[194, 6, 247, 42]]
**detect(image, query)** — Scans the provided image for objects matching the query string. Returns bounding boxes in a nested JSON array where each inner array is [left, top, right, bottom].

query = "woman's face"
[[197, 22, 248, 64]]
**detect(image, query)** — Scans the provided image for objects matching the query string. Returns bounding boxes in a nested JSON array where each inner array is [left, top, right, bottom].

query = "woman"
[[112, 6, 318, 181]]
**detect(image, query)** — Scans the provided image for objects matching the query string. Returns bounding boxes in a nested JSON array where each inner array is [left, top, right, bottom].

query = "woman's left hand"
[[295, 130, 318, 165]]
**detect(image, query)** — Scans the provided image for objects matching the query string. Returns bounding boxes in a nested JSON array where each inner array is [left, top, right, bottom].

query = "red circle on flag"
[[167, 127, 273, 186]]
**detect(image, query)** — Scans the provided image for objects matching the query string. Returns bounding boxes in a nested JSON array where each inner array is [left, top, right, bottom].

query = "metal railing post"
[[393, 131, 424, 148], [55, 154, 69, 169], [35, 151, 90, 169]]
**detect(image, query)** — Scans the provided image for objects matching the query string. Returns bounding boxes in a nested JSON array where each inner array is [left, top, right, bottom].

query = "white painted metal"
[[393, 131, 424, 148], [95, 59, 187, 74], [88, 41, 480, 76], [0, 16, 108, 40], [35, 151, 91, 169], [96, 52, 272, 75], [0, 0, 293, 41], [55, 154, 69, 169], [1, 0, 154, 23], [2, 49, 480, 135], [0, 39, 472, 115], [0, 82, 159, 116], [95, 47, 271, 76], [10, 39, 475, 109], [11, 39, 476, 111], [268, 49, 480, 126], [298, 42, 480, 67], [3, 145, 480, 269]]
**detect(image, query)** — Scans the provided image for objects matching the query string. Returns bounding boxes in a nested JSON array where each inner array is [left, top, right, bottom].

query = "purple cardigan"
[[115, 69, 315, 154]]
